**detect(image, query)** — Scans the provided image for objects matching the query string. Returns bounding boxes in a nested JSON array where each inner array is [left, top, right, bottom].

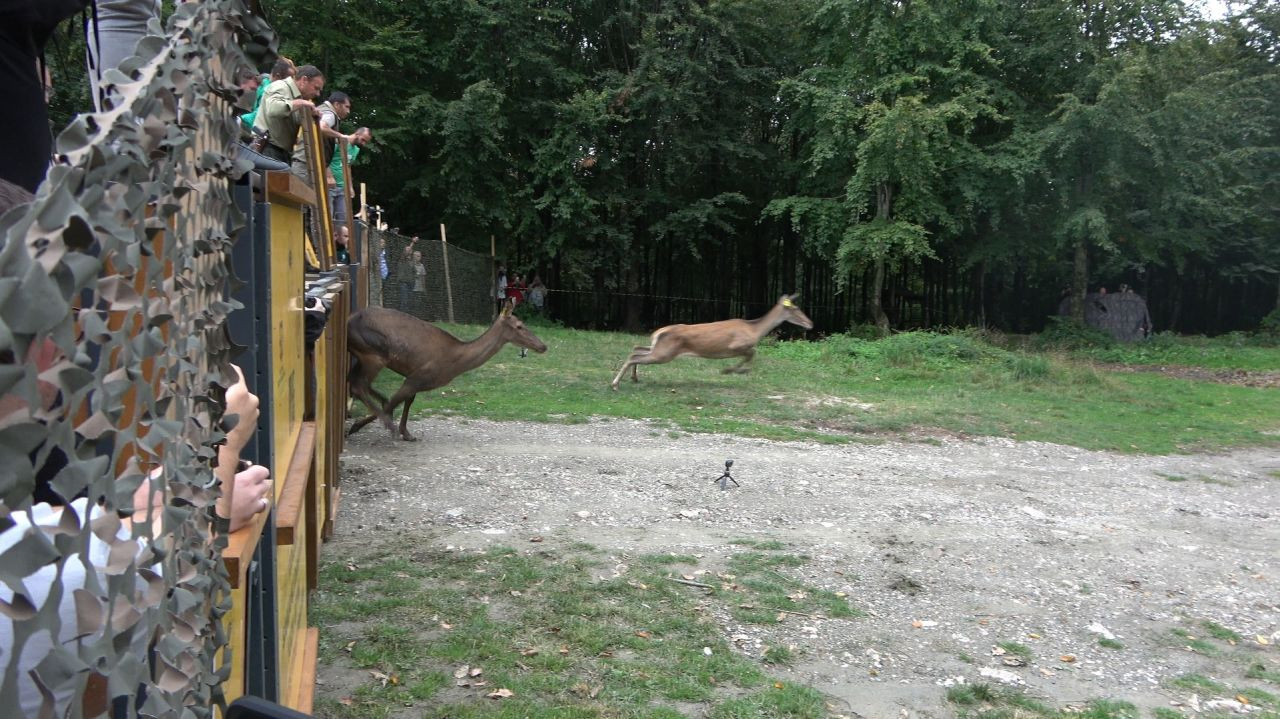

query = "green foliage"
[[1035, 318, 1116, 351]]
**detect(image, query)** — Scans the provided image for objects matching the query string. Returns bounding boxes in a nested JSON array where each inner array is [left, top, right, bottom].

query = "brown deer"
[[611, 294, 813, 390], [347, 304, 547, 440]]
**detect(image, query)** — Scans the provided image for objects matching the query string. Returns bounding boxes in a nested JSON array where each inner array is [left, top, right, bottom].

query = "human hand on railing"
[[290, 98, 319, 116], [228, 463, 272, 533], [224, 365, 259, 455]]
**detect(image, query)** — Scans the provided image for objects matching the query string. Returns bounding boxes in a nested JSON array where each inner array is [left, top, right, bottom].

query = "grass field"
[[367, 323, 1280, 454]]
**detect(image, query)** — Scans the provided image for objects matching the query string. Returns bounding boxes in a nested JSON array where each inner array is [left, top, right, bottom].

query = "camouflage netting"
[[0, 3, 273, 718], [1057, 292, 1154, 342]]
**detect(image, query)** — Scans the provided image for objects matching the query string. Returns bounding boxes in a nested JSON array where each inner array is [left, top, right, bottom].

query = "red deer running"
[[611, 294, 813, 390], [347, 304, 547, 440]]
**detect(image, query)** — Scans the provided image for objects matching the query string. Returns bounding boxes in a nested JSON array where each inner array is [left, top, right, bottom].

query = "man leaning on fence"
[[252, 64, 325, 165]]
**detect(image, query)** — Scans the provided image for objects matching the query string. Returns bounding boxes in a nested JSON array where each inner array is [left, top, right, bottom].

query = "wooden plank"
[[276, 421, 317, 545], [323, 486, 340, 540], [222, 508, 271, 589], [294, 628, 320, 714], [266, 171, 317, 207]]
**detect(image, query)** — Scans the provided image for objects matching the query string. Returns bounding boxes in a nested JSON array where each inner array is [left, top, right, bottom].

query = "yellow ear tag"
[[782, 299, 794, 308]]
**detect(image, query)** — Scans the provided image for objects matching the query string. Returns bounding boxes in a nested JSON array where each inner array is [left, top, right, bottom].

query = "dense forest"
[[266, 0, 1277, 335]]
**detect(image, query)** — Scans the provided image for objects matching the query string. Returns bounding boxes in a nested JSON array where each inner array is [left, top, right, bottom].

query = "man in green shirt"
[[329, 127, 372, 223], [252, 64, 326, 164]]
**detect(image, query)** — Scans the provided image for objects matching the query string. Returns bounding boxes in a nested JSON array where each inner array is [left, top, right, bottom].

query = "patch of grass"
[[1159, 473, 1190, 482], [1237, 687, 1279, 709], [946, 683, 998, 706], [957, 652, 974, 664], [1168, 674, 1228, 694], [369, 324, 1280, 454], [1152, 709, 1183, 719], [313, 545, 848, 719], [947, 684, 1141, 719], [1247, 663, 1280, 686], [720, 551, 863, 624], [705, 682, 827, 719], [1201, 620, 1242, 642], [762, 645, 794, 665], [1098, 638, 1125, 650], [997, 641, 1033, 661]]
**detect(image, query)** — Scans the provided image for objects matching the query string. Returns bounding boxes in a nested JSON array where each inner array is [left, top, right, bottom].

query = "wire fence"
[[369, 229, 495, 324]]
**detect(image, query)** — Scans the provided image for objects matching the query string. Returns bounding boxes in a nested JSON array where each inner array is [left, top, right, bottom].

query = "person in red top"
[[507, 273, 527, 306]]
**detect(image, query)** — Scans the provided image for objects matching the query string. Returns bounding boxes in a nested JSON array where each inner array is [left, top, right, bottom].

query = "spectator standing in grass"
[[508, 273, 527, 307], [528, 274, 546, 311], [495, 264, 508, 315], [413, 250, 426, 305], [395, 236, 419, 312]]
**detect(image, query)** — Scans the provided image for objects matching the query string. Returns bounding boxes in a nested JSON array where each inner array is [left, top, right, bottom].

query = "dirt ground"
[[327, 417, 1280, 718]]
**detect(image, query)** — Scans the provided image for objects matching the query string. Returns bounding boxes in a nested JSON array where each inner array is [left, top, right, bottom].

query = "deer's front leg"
[[722, 349, 755, 374]]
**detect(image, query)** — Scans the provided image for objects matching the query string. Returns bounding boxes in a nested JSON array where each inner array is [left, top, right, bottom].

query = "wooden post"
[[439, 223, 455, 323], [491, 234, 496, 320]]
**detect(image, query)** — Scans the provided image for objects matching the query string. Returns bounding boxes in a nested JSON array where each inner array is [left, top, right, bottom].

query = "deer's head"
[[498, 305, 548, 353], [778, 294, 813, 330]]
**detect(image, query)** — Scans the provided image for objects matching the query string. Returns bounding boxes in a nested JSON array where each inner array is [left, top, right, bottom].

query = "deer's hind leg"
[[347, 353, 393, 435], [383, 376, 432, 441], [611, 346, 649, 390]]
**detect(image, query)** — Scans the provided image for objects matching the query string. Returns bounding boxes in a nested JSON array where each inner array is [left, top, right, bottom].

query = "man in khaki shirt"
[[253, 64, 326, 163]]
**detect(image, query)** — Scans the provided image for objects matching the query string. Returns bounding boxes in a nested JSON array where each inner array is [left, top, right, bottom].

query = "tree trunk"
[[1070, 237, 1088, 322], [870, 182, 892, 333]]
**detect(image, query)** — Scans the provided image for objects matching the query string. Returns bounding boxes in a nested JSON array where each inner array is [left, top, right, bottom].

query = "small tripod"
[[713, 459, 739, 491]]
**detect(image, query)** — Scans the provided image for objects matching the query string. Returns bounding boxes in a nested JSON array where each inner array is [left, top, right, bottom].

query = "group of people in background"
[[495, 265, 546, 313]]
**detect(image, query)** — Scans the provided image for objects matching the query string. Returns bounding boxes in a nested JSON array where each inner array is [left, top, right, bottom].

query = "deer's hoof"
[[400, 434, 418, 442]]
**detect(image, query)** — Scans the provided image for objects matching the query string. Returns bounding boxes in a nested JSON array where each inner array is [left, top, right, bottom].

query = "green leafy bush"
[[1034, 317, 1115, 350]]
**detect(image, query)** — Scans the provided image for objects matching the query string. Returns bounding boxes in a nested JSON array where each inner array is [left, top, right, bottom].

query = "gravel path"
[[330, 417, 1280, 718]]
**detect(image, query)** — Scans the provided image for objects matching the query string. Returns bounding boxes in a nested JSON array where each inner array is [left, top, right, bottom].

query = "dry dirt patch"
[[326, 417, 1280, 718]]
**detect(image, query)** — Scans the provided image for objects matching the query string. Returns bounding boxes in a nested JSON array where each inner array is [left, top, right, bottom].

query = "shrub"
[[1035, 317, 1115, 350]]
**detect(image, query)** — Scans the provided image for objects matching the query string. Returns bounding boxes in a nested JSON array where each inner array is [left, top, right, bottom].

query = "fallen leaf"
[[991, 646, 1007, 656], [1060, 655, 1077, 663], [440, 621, 453, 629], [454, 665, 470, 679], [682, 574, 696, 581], [1257, 635, 1271, 646], [635, 630, 652, 639], [510, 590, 523, 597], [912, 620, 923, 629], [1002, 657, 1026, 667], [370, 671, 391, 687], [1237, 695, 1251, 705], [835, 591, 848, 598], [487, 688, 514, 699], [343, 641, 356, 653], [529, 536, 544, 543], [521, 648, 539, 657], [469, 667, 484, 677], [338, 697, 353, 706], [774, 682, 785, 689], [1027, 633, 1041, 639], [776, 612, 787, 622], [787, 591, 808, 601], [559, 646, 570, 655]]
